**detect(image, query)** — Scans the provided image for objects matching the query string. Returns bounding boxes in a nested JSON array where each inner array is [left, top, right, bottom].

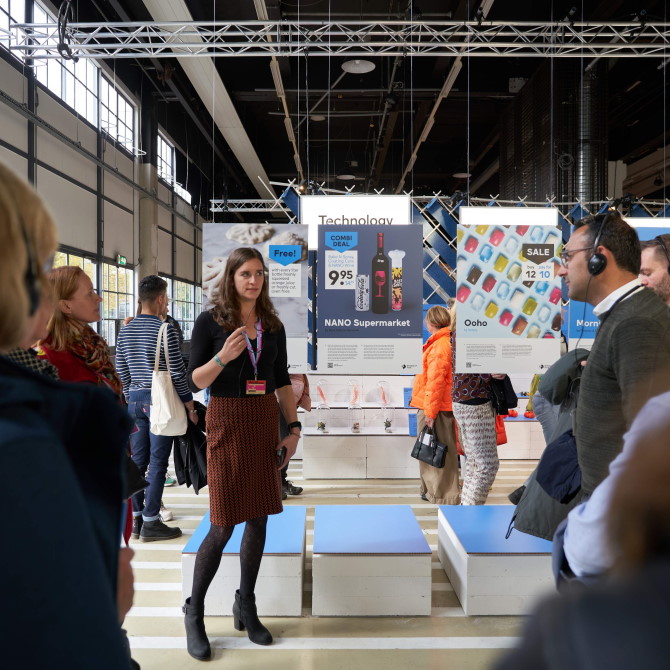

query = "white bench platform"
[[438, 505, 554, 615], [181, 506, 306, 616], [312, 505, 432, 616]]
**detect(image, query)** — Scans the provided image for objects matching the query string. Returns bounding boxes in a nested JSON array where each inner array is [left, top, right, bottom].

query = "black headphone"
[[654, 235, 670, 276], [19, 220, 41, 316], [587, 213, 611, 276]]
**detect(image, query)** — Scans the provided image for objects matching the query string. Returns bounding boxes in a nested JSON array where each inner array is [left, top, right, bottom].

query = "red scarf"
[[50, 323, 123, 398]]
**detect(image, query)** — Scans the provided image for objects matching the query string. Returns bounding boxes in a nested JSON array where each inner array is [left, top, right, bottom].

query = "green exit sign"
[[116, 254, 127, 266]]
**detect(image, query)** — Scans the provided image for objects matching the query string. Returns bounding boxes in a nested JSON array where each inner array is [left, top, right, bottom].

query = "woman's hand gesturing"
[[218, 326, 247, 365]]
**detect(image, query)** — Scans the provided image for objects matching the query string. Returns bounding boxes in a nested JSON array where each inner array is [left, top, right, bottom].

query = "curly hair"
[[210, 247, 282, 332]]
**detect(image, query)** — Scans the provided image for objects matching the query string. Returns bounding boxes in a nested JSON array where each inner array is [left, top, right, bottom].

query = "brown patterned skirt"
[[206, 394, 283, 527]]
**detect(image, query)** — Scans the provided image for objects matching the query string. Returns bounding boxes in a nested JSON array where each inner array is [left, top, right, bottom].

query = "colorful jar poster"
[[454, 207, 563, 374], [316, 224, 423, 374], [202, 223, 309, 372], [567, 218, 670, 350]]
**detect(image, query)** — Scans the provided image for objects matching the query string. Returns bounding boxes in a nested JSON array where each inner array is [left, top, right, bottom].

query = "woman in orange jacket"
[[410, 305, 460, 504]]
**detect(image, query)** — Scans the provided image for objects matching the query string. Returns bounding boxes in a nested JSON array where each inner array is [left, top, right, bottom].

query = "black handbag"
[[410, 426, 448, 468]]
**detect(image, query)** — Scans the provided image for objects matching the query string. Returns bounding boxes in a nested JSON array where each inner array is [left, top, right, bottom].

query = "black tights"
[[190, 516, 268, 608]]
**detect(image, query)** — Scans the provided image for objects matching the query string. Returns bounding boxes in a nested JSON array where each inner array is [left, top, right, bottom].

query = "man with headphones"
[[557, 211, 670, 500], [639, 234, 670, 306]]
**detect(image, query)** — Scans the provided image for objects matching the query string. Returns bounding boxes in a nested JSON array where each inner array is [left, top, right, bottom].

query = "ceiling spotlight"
[[452, 172, 471, 179], [341, 59, 376, 74], [310, 114, 326, 122]]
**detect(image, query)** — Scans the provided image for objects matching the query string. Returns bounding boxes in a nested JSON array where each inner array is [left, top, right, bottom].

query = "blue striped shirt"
[[115, 314, 193, 402]]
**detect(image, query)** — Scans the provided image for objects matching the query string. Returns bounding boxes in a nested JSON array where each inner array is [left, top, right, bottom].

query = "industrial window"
[[0, 0, 24, 54], [33, 3, 98, 127], [101, 263, 135, 347], [100, 75, 136, 153], [157, 132, 192, 204], [160, 275, 201, 341]]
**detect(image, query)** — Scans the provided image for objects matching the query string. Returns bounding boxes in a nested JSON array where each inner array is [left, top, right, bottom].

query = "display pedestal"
[[500, 417, 546, 459], [181, 507, 306, 616], [437, 505, 553, 615], [312, 505, 432, 616], [302, 431, 416, 479]]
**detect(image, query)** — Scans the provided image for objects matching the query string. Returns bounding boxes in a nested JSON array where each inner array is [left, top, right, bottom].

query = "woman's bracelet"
[[214, 354, 225, 368]]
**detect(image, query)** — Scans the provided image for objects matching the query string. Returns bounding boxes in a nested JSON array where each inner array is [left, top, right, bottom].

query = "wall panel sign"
[[300, 194, 410, 249], [567, 218, 670, 350], [455, 207, 562, 374], [316, 223, 423, 374], [202, 223, 309, 372]]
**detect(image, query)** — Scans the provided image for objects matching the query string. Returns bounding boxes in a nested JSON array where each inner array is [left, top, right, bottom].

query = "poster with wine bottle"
[[454, 207, 563, 374], [316, 224, 423, 374]]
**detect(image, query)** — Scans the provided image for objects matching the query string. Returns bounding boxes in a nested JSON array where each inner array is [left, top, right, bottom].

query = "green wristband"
[[214, 354, 225, 368]]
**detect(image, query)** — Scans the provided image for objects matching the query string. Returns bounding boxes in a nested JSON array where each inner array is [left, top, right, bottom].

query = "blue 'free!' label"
[[268, 245, 302, 266], [325, 231, 358, 252]]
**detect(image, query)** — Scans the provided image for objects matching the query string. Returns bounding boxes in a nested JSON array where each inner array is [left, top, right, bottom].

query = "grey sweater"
[[576, 288, 670, 495]]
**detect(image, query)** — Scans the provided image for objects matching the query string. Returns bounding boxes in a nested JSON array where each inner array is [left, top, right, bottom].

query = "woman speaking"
[[183, 247, 300, 661]]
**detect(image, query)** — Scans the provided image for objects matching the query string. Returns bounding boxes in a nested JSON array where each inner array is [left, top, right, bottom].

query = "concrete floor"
[[126, 459, 537, 669]]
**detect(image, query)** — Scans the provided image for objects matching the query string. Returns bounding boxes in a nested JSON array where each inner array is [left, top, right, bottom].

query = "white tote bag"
[[150, 322, 188, 436]]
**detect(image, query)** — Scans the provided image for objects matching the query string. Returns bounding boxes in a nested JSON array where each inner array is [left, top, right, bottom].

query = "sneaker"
[[165, 474, 177, 487], [283, 480, 303, 496], [131, 517, 143, 540], [159, 502, 174, 522], [140, 519, 182, 542]]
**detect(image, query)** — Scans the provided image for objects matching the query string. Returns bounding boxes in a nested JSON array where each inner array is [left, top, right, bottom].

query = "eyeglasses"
[[559, 247, 592, 267]]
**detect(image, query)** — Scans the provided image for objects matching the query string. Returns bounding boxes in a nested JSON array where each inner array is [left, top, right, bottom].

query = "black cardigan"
[[187, 310, 291, 397]]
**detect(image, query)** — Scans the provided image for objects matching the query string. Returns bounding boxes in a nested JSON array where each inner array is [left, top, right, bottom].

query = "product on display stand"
[[316, 379, 330, 432], [382, 405, 394, 433], [348, 379, 362, 432]]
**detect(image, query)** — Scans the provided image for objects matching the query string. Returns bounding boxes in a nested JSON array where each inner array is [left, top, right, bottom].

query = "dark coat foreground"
[[495, 559, 670, 670], [0, 356, 132, 669]]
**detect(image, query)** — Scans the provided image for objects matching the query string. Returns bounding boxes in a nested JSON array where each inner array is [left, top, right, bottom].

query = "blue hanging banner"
[[268, 244, 302, 266]]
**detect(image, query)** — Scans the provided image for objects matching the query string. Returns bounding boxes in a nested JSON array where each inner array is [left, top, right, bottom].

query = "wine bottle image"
[[371, 231, 390, 314]]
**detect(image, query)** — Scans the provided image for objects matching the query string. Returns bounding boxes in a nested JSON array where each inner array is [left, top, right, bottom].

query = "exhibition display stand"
[[181, 507, 306, 616], [437, 505, 553, 615]]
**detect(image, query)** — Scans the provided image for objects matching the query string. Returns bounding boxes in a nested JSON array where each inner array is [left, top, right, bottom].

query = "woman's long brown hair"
[[210, 247, 282, 332], [43, 265, 87, 351]]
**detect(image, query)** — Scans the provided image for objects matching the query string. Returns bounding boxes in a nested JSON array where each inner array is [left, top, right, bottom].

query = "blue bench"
[[312, 505, 432, 615], [181, 506, 306, 616], [437, 505, 554, 615]]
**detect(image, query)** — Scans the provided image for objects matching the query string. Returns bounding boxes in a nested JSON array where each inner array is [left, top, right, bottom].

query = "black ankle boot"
[[182, 598, 211, 660], [232, 590, 272, 645]]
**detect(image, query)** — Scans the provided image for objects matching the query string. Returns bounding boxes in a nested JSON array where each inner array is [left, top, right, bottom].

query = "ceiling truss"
[[11, 20, 670, 59]]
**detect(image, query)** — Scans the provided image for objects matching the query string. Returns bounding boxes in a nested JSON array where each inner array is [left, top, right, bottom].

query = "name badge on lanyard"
[[244, 320, 266, 395]]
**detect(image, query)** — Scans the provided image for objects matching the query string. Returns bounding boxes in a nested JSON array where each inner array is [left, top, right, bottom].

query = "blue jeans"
[[128, 391, 174, 521]]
